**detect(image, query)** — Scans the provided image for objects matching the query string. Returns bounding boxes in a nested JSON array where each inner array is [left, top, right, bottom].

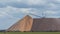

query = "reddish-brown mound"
[[31, 18, 60, 31], [7, 15, 60, 32]]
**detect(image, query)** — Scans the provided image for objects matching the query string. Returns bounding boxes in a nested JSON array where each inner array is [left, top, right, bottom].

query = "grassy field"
[[0, 32, 60, 34]]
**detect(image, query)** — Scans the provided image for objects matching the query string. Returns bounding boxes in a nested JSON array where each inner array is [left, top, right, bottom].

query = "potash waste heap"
[[7, 15, 60, 32]]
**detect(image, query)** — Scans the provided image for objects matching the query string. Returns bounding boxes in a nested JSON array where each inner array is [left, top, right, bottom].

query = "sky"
[[0, 0, 60, 30]]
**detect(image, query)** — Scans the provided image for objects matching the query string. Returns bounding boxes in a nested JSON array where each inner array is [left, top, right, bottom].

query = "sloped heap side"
[[7, 15, 33, 32], [31, 18, 60, 31]]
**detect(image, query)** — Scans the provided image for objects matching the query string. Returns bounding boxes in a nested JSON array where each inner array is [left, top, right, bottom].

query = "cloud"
[[0, 0, 59, 8], [53, 0, 60, 3], [0, 0, 59, 14], [0, 11, 8, 17], [0, 6, 39, 18], [43, 10, 60, 18], [45, 10, 57, 14], [0, 6, 60, 18], [25, 0, 47, 5]]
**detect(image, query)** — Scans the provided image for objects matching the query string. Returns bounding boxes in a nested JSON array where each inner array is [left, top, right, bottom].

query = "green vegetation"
[[0, 32, 60, 34]]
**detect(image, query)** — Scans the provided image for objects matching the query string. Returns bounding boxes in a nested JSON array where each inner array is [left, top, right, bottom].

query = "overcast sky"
[[0, 0, 60, 30]]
